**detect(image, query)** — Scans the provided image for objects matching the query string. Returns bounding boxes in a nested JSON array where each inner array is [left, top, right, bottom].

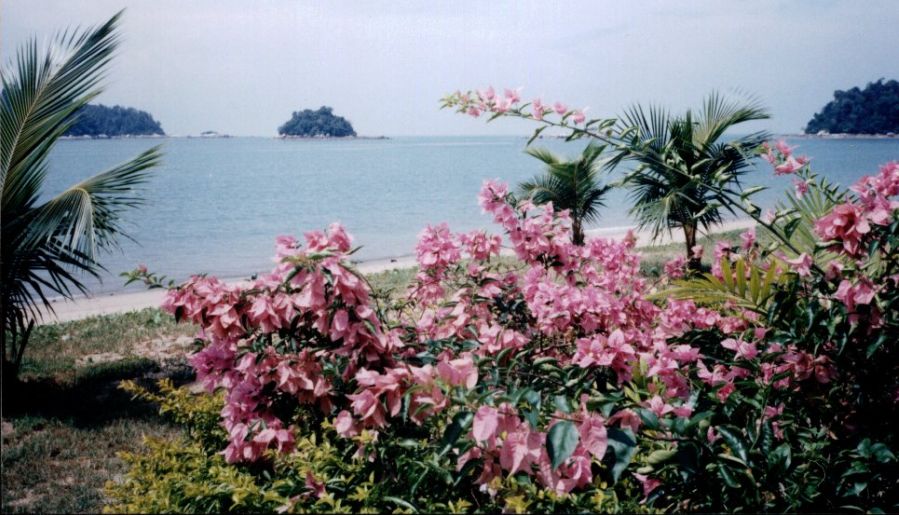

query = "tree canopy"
[[63, 104, 164, 137], [278, 106, 356, 137], [805, 79, 899, 134]]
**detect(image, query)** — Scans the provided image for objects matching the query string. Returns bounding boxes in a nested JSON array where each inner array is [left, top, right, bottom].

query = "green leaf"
[[784, 217, 802, 239], [716, 426, 750, 464], [647, 449, 677, 465], [740, 185, 767, 199], [547, 421, 579, 470], [438, 411, 473, 456], [769, 443, 792, 474], [553, 395, 571, 414], [866, 333, 888, 358], [606, 427, 638, 483], [717, 463, 741, 489], [384, 496, 418, 512]]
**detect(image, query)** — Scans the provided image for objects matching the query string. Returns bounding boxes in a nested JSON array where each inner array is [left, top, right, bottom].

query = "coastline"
[[777, 133, 898, 140], [40, 218, 755, 324]]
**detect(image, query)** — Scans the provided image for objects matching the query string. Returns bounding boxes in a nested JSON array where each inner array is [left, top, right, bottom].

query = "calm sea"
[[43, 136, 899, 294]]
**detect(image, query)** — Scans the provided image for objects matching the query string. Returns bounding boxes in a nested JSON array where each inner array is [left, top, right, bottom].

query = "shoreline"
[[40, 219, 755, 324], [777, 133, 898, 140]]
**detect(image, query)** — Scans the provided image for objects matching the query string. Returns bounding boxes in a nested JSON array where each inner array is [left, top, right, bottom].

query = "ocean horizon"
[[45, 135, 899, 295]]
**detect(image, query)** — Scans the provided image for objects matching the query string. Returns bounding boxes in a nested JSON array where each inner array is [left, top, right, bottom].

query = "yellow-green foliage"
[[106, 381, 645, 513], [104, 436, 278, 513]]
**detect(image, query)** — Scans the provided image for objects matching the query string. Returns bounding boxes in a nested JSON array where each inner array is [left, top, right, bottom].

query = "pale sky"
[[2, 1, 897, 137]]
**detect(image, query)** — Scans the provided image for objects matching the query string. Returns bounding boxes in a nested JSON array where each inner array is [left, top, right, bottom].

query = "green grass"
[[638, 228, 749, 277], [20, 308, 197, 381], [366, 266, 419, 297], [1, 417, 179, 514], [3, 309, 196, 513], [1, 355, 192, 513]]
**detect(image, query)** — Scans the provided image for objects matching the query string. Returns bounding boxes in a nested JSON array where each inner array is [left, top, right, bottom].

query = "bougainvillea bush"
[[109, 91, 898, 513]]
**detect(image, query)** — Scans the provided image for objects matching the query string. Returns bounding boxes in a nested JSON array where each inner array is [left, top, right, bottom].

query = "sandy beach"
[[41, 219, 756, 323]]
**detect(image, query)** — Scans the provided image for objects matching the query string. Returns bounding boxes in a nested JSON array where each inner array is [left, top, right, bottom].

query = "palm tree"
[[1, 12, 161, 381], [519, 143, 612, 245], [616, 92, 769, 269]]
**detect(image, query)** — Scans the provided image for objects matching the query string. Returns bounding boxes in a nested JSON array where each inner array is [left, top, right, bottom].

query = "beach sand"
[[41, 219, 756, 323]]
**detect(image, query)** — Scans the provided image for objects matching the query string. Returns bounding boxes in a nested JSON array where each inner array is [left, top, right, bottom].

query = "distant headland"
[[62, 104, 165, 138], [278, 106, 357, 138], [805, 79, 899, 136]]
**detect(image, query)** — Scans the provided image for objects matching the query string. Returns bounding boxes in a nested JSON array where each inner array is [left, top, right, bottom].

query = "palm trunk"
[[572, 219, 585, 246], [683, 223, 701, 271]]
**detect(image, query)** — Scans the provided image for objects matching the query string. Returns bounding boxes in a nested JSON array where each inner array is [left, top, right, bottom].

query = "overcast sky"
[[3, 1, 897, 136]]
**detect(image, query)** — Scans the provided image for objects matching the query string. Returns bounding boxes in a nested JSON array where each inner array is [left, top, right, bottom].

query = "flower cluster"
[[442, 86, 589, 126], [760, 139, 810, 175]]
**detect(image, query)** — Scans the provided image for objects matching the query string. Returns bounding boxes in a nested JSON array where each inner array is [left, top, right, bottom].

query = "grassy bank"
[[0, 228, 748, 513]]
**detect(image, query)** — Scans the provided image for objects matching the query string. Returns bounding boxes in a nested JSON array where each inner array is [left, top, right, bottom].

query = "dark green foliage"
[[805, 79, 899, 134], [64, 104, 164, 137], [277, 106, 356, 137]]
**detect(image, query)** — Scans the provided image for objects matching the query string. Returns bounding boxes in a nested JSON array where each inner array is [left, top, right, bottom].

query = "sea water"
[[42, 136, 899, 294]]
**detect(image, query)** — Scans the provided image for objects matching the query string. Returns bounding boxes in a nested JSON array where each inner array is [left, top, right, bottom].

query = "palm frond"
[[1, 10, 161, 328], [655, 255, 785, 313], [1, 12, 122, 202]]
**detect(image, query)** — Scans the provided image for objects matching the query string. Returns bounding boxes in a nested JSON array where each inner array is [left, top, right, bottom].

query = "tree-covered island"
[[63, 104, 165, 137], [805, 79, 899, 135], [278, 106, 357, 137]]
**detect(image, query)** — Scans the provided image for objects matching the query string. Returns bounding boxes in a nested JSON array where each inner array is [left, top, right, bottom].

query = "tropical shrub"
[[110, 88, 897, 512]]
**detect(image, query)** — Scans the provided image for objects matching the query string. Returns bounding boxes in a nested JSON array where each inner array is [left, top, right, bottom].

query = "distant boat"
[[199, 130, 231, 138]]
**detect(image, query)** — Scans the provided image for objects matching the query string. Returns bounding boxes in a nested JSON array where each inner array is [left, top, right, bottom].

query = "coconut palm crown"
[[616, 92, 770, 269], [1, 11, 161, 379], [519, 143, 612, 245]]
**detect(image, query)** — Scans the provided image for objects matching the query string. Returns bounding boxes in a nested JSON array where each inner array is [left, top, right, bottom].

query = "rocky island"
[[63, 104, 165, 138], [277, 106, 357, 138], [805, 79, 899, 136]]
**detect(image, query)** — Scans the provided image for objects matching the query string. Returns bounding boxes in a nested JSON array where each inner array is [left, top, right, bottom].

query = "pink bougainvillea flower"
[[834, 278, 877, 313], [531, 98, 545, 120], [499, 428, 542, 475], [571, 109, 586, 124], [633, 473, 662, 501], [334, 410, 359, 437], [793, 178, 810, 198], [305, 471, 326, 499], [721, 338, 758, 360], [775, 157, 802, 175], [472, 405, 499, 445], [553, 101, 567, 115], [664, 255, 687, 280], [775, 139, 794, 157], [785, 253, 813, 277], [740, 227, 756, 251], [814, 202, 871, 256], [578, 412, 608, 460]]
